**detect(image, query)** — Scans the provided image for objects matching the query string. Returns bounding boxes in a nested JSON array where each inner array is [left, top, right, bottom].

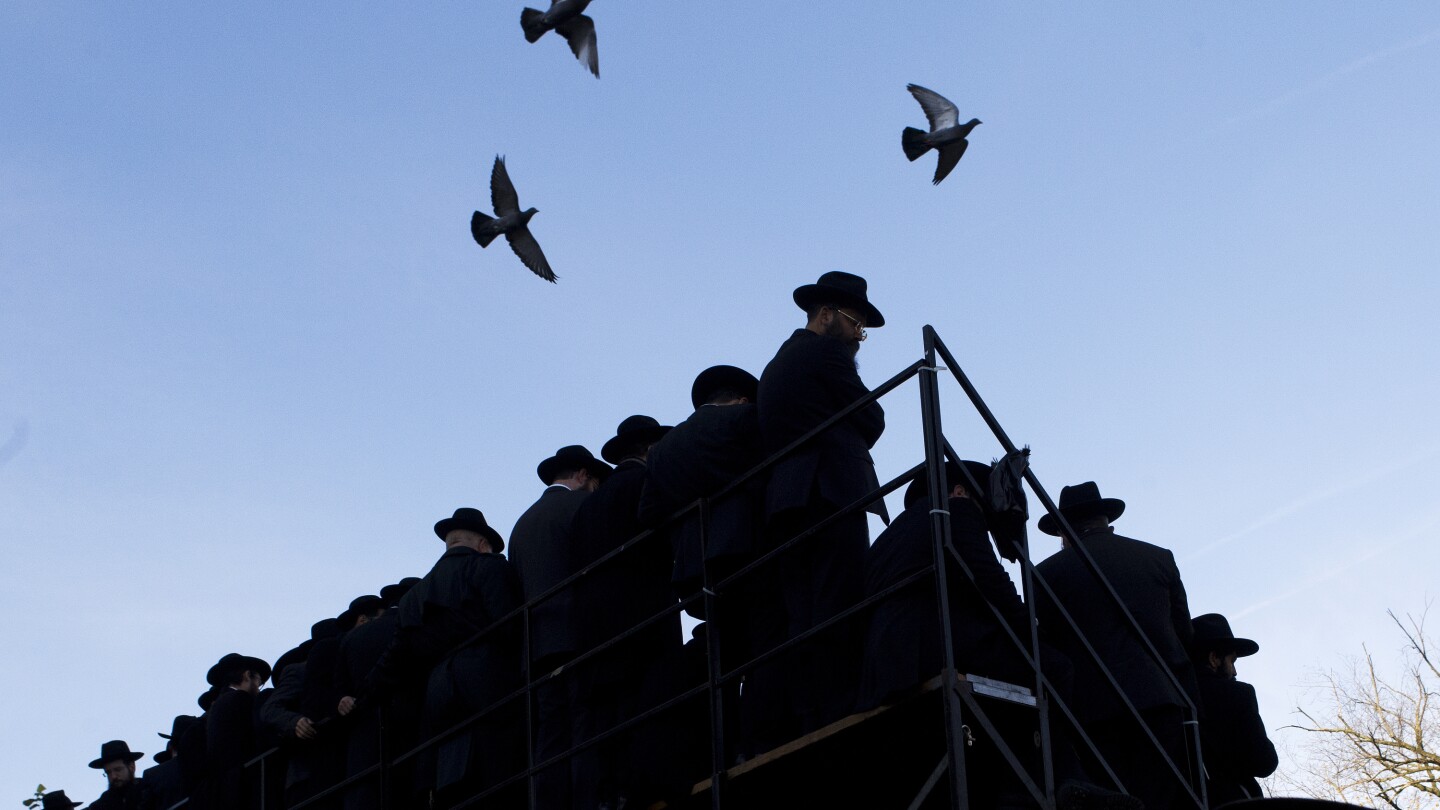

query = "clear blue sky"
[[4, 2, 1439, 802]]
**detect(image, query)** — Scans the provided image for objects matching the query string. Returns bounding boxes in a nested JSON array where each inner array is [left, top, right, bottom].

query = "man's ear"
[[1207, 650, 1223, 671]]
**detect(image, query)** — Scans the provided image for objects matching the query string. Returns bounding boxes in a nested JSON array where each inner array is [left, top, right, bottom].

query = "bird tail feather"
[[520, 8, 547, 42], [902, 127, 931, 161], [471, 212, 498, 248]]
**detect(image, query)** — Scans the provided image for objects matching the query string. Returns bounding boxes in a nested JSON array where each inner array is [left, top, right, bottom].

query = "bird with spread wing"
[[902, 84, 981, 185], [471, 155, 556, 283], [520, 0, 599, 78]]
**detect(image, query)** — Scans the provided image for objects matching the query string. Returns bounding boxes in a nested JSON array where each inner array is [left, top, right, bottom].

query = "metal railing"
[[224, 325, 1206, 810]]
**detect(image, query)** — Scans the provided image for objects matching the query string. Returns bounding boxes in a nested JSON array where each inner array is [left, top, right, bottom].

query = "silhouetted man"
[[758, 270, 887, 735], [569, 415, 679, 810], [509, 444, 610, 809], [204, 653, 271, 810], [87, 740, 157, 810], [364, 508, 524, 804], [639, 365, 779, 756], [1035, 482, 1199, 810], [142, 716, 198, 810], [334, 584, 408, 810], [1191, 613, 1278, 804]]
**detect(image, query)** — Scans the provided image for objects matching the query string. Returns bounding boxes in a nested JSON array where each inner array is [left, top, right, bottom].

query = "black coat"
[[639, 402, 766, 591], [570, 460, 681, 687], [367, 546, 524, 791], [205, 688, 260, 809], [509, 484, 591, 662], [88, 780, 159, 810], [1195, 669, 1278, 804], [1034, 527, 1197, 724], [141, 759, 185, 810], [859, 496, 1029, 709], [758, 328, 888, 522]]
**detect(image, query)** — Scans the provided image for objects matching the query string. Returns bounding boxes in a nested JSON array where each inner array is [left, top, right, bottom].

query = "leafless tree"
[[1286, 609, 1440, 809]]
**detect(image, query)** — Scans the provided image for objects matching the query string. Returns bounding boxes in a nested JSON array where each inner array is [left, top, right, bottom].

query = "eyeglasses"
[[831, 307, 867, 341]]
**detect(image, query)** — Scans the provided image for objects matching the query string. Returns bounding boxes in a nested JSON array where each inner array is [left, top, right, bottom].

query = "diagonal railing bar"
[[926, 326, 1206, 809], [954, 682, 1049, 806]]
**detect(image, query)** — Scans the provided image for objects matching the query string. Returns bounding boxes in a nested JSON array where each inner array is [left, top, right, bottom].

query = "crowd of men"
[[59, 272, 1278, 810]]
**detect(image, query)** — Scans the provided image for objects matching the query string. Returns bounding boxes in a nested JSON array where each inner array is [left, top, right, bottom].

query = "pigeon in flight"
[[902, 84, 981, 185], [471, 155, 556, 283], [521, 0, 599, 78]]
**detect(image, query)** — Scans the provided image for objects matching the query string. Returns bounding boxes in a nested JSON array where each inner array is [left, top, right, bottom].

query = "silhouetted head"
[[520, 207, 539, 223]]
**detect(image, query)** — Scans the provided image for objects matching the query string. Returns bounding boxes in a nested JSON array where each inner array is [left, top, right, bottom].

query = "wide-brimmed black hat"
[[339, 594, 384, 629], [88, 740, 143, 769], [153, 714, 199, 763], [380, 577, 420, 607], [600, 415, 672, 464], [40, 791, 83, 809], [197, 685, 221, 712], [903, 460, 994, 509], [536, 444, 613, 485], [205, 653, 272, 687], [1191, 613, 1259, 658], [792, 271, 885, 328], [434, 507, 505, 553], [690, 365, 758, 410], [272, 641, 311, 683], [1037, 481, 1126, 536]]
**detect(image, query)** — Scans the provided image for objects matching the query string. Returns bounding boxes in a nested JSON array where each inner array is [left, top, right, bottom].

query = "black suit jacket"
[[570, 460, 681, 687], [639, 402, 766, 590], [336, 611, 397, 701], [859, 496, 1028, 708], [1195, 669, 1278, 804], [206, 688, 259, 809], [758, 329, 888, 522], [1035, 527, 1197, 724], [510, 485, 591, 662], [141, 759, 184, 810]]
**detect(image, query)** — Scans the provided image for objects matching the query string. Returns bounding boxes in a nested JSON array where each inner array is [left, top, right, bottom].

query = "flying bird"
[[471, 155, 556, 283], [520, 0, 599, 78], [902, 84, 981, 185]]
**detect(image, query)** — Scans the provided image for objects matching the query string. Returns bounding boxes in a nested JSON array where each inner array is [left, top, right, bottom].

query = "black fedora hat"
[[904, 460, 994, 509], [600, 415, 672, 464], [380, 576, 420, 607], [205, 653, 272, 688], [1191, 612, 1259, 658], [40, 791, 83, 809], [157, 714, 199, 743], [690, 365, 758, 410], [434, 507, 505, 553], [88, 740, 143, 769], [1036, 481, 1126, 536], [792, 271, 885, 327], [536, 444, 613, 486], [197, 685, 221, 712], [272, 641, 311, 682]]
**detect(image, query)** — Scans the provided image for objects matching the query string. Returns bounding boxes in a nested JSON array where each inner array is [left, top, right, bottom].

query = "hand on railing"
[[336, 696, 356, 717], [294, 716, 318, 740]]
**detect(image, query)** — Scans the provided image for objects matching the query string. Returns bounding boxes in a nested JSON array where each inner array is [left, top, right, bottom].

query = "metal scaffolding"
[[222, 325, 1207, 810]]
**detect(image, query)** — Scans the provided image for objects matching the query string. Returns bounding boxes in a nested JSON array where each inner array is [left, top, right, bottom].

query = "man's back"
[[510, 485, 590, 661], [758, 328, 886, 519], [1035, 528, 1196, 723]]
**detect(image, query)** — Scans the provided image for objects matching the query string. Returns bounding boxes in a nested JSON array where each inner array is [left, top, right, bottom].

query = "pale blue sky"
[[4, 2, 1439, 803]]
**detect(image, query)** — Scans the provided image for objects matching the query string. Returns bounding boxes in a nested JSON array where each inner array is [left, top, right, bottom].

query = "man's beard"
[[822, 319, 861, 360]]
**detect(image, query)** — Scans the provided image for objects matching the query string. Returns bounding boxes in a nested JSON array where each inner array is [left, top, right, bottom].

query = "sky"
[[3, 1, 1439, 804]]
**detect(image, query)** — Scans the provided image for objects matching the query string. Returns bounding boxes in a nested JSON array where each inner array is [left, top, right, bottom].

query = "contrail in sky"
[[0, 419, 28, 466], [1146, 25, 1440, 165], [1231, 511, 1440, 620], [1182, 443, 1440, 563]]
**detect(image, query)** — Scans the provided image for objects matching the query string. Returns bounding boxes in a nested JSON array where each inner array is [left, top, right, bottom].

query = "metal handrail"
[[231, 327, 1209, 810]]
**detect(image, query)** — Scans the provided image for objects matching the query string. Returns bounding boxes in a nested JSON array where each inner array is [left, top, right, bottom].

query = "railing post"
[[920, 326, 969, 810], [698, 496, 728, 810], [522, 602, 537, 810]]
